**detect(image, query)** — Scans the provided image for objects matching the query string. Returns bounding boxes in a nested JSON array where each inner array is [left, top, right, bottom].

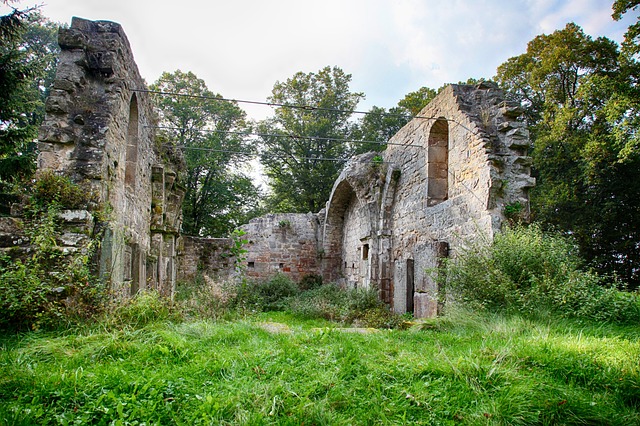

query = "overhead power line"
[[135, 88, 412, 119], [162, 143, 394, 164], [133, 88, 477, 132], [150, 126, 424, 148]]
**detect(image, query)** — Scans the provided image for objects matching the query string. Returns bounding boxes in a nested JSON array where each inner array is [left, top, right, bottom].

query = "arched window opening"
[[124, 95, 138, 188], [426, 118, 449, 206]]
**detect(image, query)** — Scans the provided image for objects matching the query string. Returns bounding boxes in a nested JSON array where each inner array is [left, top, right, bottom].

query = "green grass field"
[[1, 310, 639, 425]]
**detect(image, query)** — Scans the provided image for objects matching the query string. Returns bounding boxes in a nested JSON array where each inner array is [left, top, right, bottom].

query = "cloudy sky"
[[10, 0, 639, 120]]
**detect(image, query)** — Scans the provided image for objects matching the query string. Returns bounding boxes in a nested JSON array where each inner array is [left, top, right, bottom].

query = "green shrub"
[[29, 171, 91, 212], [446, 225, 640, 323], [0, 173, 106, 331], [298, 273, 323, 291]]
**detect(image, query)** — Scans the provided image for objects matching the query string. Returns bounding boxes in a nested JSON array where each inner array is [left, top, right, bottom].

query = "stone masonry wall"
[[320, 83, 534, 317], [380, 83, 534, 315], [177, 236, 236, 283], [36, 17, 185, 298], [241, 213, 321, 282]]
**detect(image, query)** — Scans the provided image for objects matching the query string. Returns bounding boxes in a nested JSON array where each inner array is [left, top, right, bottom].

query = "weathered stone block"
[[414, 292, 438, 318], [0, 217, 26, 248], [59, 209, 94, 226]]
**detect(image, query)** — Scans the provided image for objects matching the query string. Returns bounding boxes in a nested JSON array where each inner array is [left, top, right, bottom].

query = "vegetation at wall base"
[[175, 272, 405, 329], [2, 223, 640, 424], [0, 172, 106, 331]]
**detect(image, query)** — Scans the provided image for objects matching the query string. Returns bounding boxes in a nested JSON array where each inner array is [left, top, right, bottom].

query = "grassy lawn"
[[1, 311, 639, 425]]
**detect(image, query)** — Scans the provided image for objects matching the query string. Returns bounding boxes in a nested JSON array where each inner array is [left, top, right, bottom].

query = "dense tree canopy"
[[150, 70, 262, 237], [613, 0, 640, 55], [350, 105, 408, 154], [0, 2, 59, 190], [258, 66, 364, 213], [496, 21, 640, 286]]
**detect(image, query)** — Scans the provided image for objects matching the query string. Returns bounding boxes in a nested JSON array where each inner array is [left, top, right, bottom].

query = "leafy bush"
[[447, 225, 640, 323], [0, 205, 105, 330]]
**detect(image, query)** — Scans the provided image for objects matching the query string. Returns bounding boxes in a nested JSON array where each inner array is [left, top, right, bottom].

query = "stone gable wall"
[[320, 83, 534, 316]]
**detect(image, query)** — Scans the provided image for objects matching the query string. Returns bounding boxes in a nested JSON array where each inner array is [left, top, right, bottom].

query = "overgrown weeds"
[[0, 173, 105, 331], [286, 282, 405, 328], [99, 290, 182, 329], [175, 273, 406, 329]]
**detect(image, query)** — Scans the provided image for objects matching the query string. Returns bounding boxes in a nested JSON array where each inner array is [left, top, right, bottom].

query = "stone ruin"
[[0, 17, 186, 298], [234, 84, 535, 316], [0, 18, 534, 317]]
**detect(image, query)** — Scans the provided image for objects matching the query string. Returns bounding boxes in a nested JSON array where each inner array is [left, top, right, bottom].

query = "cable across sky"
[[140, 86, 481, 163], [133, 88, 477, 133]]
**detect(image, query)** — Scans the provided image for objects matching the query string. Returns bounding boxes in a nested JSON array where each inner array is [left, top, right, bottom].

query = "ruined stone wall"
[[177, 236, 236, 283], [379, 83, 534, 315], [241, 213, 321, 282], [36, 18, 185, 298], [27, 18, 532, 317]]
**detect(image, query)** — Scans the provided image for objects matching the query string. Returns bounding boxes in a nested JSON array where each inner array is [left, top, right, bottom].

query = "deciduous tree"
[[151, 70, 262, 237], [351, 105, 409, 154], [258, 66, 363, 213], [496, 22, 640, 286]]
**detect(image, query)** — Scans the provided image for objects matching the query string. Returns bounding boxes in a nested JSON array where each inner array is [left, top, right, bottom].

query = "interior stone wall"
[[177, 236, 236, 283], [341, 192, 371, 289], [241, 213, 322, 283]]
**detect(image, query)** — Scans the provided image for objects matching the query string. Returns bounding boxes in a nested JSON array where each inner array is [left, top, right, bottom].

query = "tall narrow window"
[[125, 95, 138, 188], [406, 259, 415, 314], [426, 118, 449, 206], [362, 244, 369, 260]]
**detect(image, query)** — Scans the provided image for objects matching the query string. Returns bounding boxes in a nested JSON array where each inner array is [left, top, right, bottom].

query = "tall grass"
[[1, 310, 638, 424]]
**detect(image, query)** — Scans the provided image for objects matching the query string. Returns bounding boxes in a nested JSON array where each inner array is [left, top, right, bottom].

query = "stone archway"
[[322, 180, 357, 285]]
